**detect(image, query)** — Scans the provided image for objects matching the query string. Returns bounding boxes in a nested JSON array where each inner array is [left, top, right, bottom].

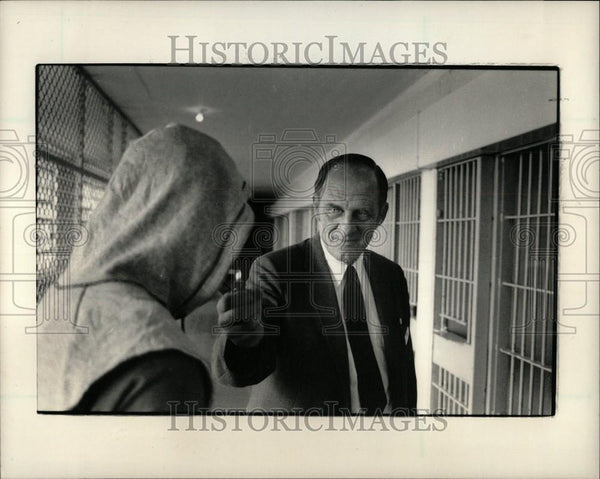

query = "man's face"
[[313, 165, 388, 264]]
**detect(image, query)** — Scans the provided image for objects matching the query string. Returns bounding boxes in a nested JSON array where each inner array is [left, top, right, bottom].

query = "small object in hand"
[[218, 268, 244, 295]]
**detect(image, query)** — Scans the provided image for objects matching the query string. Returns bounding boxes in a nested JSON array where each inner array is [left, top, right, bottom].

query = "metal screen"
[[489, 141, 557, 415], [435, 159, 478, 340], [431, 362, 470, 414], [36, 65, 140, 300], [368, 186, 394, 260], [394, 174, 420, 313]]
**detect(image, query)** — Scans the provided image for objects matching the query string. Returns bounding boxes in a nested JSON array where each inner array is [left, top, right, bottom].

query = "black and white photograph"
[[0, 2, 597, 478], [35, 65, 559, 416]]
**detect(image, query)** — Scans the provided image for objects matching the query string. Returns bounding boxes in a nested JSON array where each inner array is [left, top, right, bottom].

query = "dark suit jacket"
[[213, 235, 417, 414]]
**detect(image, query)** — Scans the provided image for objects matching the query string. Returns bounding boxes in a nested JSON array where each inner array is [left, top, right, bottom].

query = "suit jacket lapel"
[[363, 253, 394, 335], [363, 252, 405, 407], [307, 236, 350, 408]]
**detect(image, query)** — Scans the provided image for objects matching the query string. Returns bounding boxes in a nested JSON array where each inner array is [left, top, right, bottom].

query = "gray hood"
[[37, 124, 254, 410], [61, 124, 254, 317]]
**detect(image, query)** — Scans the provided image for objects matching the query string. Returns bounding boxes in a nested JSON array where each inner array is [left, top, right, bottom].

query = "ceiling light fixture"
[[195, 111, 204, 123]]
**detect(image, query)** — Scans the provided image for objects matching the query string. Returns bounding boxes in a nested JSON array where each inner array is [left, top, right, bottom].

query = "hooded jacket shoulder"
[[37, 124, 255, 411]]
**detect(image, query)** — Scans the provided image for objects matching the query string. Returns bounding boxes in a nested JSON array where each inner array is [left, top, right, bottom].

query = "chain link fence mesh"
[[36, 65, 141, 301]]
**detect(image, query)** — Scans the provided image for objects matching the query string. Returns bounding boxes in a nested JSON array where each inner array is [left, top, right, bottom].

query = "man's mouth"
[[341, 240, 363, 249], [324, 231, 364, 247]]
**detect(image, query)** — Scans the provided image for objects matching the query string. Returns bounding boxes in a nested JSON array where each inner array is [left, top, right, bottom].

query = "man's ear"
[[378, 201, 389, 224]]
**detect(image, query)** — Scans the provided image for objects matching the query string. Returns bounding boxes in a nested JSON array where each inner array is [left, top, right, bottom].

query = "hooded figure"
[[37, 124, 254, 412]]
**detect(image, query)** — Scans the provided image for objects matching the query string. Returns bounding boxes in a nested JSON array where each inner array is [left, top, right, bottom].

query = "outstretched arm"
[[211, 256, 281, 387]]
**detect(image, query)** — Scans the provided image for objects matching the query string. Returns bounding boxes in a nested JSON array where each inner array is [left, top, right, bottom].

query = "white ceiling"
[[84, 66, 427, 193]]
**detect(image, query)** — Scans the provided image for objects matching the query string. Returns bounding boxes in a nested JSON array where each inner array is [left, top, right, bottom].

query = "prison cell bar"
[[507, 154, 524, 415], [516, 151, 534, 414], [432, 364, 470, 414], [395, 175, 420, 310], [527, 148, 544, 414], [539, 146, 554, 414], [501, 143, 555, 414]]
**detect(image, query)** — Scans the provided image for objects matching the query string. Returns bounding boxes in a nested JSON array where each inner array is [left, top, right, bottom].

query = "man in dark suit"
[[213, 154, 416, 415]]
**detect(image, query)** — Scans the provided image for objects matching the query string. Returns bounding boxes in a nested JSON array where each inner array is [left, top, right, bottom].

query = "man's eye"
[[326, 206, 342, 215], [356, 211, 372, 221]]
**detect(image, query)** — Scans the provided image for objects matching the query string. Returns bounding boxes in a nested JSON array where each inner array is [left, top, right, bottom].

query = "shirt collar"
[[320, 236, 364, 285]]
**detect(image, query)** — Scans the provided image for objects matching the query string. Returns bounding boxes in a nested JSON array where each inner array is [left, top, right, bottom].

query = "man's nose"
[[338, 212, 358, 235]]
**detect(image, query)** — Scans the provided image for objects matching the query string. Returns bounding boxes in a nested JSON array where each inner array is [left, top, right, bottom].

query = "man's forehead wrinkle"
[[322, 185, 347, 200], [321, 188, 377, 202], [320, 191, 376, 203]]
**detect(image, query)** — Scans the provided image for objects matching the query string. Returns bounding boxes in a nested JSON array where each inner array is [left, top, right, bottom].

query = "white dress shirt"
[[320, 239, 391, 413]]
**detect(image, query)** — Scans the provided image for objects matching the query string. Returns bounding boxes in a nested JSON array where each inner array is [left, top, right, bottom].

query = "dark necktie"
[[342, 264, 387, 414]]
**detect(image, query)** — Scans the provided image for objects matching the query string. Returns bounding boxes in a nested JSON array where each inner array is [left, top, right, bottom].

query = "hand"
[[216, 288, 264, 348]]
